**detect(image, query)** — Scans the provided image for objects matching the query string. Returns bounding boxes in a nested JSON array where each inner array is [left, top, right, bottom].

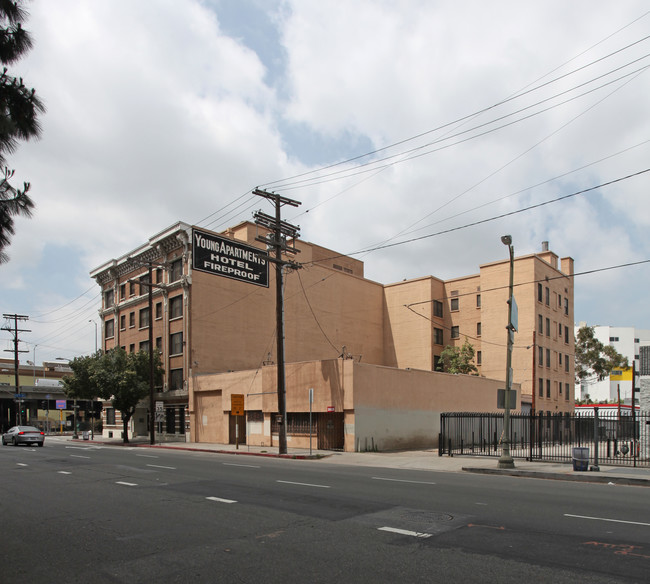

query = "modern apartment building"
[[574, 325, 650, 403], [90, 223, 574, 443]]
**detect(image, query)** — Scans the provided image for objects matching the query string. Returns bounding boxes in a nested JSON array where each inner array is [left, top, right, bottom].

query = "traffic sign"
[[14, 393, 25, 398], [231, 394, 244, 416]]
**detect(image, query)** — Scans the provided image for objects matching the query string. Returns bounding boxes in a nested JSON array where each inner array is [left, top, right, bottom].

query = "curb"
[[462, 467, 650, 487]]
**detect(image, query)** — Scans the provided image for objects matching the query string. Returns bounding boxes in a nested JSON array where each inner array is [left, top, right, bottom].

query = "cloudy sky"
[[2, 0, 650, 364]]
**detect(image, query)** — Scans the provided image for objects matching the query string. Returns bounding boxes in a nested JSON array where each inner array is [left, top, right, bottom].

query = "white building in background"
[[575, 325, 650, 403]]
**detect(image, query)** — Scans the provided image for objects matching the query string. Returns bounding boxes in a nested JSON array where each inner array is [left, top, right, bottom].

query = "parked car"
[[2, 426, 45, 447]]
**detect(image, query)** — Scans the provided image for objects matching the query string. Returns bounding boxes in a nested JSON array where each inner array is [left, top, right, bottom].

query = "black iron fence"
[[439, 410, 650, 467]]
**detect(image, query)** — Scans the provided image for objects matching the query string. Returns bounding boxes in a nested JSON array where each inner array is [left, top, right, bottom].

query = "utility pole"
[[2, 314, 30, 425], [253, 188, 301, 455]]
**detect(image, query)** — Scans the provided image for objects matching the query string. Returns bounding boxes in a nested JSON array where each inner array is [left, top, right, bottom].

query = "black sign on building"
[[192, 228, 269, 287]]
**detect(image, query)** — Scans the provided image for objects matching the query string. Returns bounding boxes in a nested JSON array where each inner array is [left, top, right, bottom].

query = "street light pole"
[[56, 357, 78, 439], [88, 319, 98, 439], [498, 235, 516, 469]]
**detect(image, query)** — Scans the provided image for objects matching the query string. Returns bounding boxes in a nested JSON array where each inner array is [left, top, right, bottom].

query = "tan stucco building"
[[91, 222, 573, 449]]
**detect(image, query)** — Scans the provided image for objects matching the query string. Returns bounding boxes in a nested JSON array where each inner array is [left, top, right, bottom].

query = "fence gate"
[[440, 411, 650, 468]]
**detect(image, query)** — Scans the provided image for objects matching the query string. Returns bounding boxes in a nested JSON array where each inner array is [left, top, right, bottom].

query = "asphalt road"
[[1, 437, 649, 583]]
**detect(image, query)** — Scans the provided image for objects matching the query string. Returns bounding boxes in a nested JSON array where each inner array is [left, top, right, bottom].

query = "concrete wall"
[[351, 362, 515, 451]]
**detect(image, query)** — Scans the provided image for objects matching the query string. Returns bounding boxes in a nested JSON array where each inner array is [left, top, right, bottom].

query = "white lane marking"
[[206, 496, 237, 504], [565, 514, 650, 527], [135, 454, 158, 458], [116, 481, 137, 487], [223, 462, 260, 468], [58, 471, 72, 475], [372, 476, 436, 485], [378, 526, 432, 539], [66, 446, 93, 451], [476, 502, 488, 506], [277, 480, 330, 489], [70, 454, 90, 459], [146, 464, 176, 470], [16, 463, 28, 467]]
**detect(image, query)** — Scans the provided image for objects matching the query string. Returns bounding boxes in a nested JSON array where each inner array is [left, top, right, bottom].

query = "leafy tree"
[[436, 338, 479, 375], [575, 325, 628, 383], [0, 0, 45, 264], [62, 348, 163, 444]]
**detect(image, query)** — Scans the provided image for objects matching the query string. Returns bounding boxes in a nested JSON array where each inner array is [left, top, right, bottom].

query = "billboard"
[[192, 228, 268, 287]]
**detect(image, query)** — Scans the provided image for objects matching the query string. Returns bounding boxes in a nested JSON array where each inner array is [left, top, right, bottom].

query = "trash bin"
[[572, 447, 589, 471], [82, 431, 89, 441]]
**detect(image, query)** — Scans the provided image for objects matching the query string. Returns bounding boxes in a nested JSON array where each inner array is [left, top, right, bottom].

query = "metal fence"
[[439, 410, 650, 467]]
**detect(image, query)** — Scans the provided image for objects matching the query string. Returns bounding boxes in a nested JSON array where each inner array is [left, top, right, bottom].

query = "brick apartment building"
[[90, 222, 574, 446]]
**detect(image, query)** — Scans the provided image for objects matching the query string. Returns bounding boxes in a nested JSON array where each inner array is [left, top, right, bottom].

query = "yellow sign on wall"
[[610, 367, 633, 381]]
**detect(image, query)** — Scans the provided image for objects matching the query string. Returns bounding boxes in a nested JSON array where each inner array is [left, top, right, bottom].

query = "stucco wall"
[[351, 361, 517, 451]]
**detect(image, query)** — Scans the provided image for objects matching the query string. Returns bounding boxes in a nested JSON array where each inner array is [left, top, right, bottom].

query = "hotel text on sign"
[[192, 228, 268, 287]]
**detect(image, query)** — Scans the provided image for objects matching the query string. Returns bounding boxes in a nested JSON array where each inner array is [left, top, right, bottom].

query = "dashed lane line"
[[146, 464, 176, 470], [378, 526, 432, 539], [116, 481, 138, 487], [565, 514, 650, 527], [277, 480, 330, 489], [372, 476, 436, 485], [206, 497, 237, 504]]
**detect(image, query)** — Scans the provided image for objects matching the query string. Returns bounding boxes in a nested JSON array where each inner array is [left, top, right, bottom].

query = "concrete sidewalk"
[[64, 435, 650, 487]]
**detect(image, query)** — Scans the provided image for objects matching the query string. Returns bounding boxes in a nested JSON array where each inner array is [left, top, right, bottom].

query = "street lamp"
[[498, 235, 516, 469], [56, 357, 78, 439]]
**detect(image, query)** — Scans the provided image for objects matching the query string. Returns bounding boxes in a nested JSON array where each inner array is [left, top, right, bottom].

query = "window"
[[433, 355, 441, 371], [538, 283, 543, 302], [564, 326, 569, 344], [434, 328, 443, 345], [120, 315, 126, 331], [609, 336, 619, 342], [451, 326, 459, 339], [179, 406, 186, 434], [139, 307, 150, 329], [169, 368, 183, 390], [545, 286, 550, 306], [559, 353, 563, 366], [170, 259, 183, 282], [105, 319, 115, 338], [476, 322, 481, 336], [538, 378, 543, 397], [564, 298, 569, 315], [538, 314, 543, 333], [559, 382, 562, 395], [558, 323, 562, 337], [558, 294, 562, 308], [169, 295, 183, 319], [546, 379, 551, 398], [139, 273, 150, 295], [129, 312, 135, 328], [546, 349, 551, 368], [545, 318, 550, 337], [104, 289, 114, 309], [156, 336, 162, 351], [155, 301, 162, 320], [476, 294, 481, 308], [120, 284, 126, 300], [106, 408, 116, 425], [565, 383, 570, 400], [139, 340, 150, 352], [129, 344, 135, 353], [538, 346, 544, 366], [129, 281, 135, 296], [450, 297, 459, 311], [170, 332, 183, 355], [156, 268, 163, 284], [477, 351, 482, 366], [433, 300, 443, 318], [565, 358, 569, 372]]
